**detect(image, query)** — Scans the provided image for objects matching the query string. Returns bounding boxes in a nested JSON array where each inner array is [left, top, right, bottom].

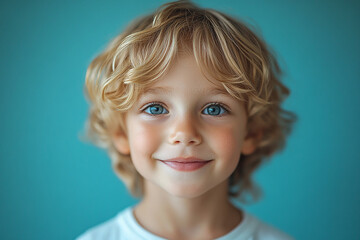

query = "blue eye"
[[144, 104, 168, 115], [202, 104, 227, 116]]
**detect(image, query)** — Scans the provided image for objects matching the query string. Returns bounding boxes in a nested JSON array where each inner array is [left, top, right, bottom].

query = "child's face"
[[113, 54, 257, 198]]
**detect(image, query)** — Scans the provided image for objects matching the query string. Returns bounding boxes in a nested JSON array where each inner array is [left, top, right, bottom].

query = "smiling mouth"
[[159, 158, 213, 172]]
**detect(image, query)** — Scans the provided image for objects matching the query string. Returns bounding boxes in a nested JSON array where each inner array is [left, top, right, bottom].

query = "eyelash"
[[141, 102, 169, 115], [140, 102, 230, 117], [202, 102, 229, 116]]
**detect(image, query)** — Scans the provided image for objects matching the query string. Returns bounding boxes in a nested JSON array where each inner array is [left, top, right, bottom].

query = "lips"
[[159, 157, 212, 172]]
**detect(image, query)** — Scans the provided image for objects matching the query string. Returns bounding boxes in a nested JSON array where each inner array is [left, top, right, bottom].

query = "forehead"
[[142, 54, 229, 96]]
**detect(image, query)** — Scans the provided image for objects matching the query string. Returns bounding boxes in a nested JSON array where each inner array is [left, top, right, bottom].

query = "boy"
[[78, 1, 296, 239]]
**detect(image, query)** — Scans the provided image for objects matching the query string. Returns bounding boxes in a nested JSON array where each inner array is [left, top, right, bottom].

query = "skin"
[[113, 54, 257, 239]]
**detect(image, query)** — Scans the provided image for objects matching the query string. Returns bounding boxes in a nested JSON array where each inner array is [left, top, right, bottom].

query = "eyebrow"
[[143, 86, 229, 96], [207, 87, 229, 95], [143, 87, 172, 94]]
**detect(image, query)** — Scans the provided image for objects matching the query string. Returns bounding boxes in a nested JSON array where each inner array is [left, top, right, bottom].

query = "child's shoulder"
[[76, 207, 294, 240], [75, 207, 164, 240], [242, 212, 294, 240], [75, 207, 130, 240]]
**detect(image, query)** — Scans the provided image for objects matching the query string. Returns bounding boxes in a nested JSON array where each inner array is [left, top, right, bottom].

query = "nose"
[[168, 115, 202, 146]]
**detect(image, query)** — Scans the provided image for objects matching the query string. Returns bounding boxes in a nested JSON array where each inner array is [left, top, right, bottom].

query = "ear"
[[112, 131, 130, 155], [241, 131, 263, 155]]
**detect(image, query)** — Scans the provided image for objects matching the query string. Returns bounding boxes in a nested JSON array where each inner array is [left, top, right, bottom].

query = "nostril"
[[170, 138, 200, 145]]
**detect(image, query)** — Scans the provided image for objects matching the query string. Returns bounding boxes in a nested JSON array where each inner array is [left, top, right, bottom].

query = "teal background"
[[1, 0, 359, 239]]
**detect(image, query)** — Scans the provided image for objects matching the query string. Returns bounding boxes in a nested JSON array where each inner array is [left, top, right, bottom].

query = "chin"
[[163, 183, 214, 199]]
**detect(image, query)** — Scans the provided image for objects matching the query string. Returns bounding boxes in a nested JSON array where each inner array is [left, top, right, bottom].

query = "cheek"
[[128, 120, 162, 162], [207, 125, 245, 162]]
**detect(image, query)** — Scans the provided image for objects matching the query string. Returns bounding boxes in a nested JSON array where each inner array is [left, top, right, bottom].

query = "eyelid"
[[140, 101, 168, 112], [203, 102, 230, 113]]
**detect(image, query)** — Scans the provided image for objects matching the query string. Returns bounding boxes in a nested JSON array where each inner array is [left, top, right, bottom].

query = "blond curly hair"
[[83, 0, 296, 203]]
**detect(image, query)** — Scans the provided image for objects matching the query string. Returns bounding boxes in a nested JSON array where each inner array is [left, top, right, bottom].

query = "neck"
[[133, 180, 242, 239]]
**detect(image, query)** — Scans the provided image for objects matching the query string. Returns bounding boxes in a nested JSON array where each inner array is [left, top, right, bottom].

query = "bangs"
[[101, 4, 271, 113]]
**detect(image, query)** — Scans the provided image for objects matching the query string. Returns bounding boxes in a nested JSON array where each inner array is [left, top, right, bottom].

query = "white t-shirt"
[[76, 207, 294, 240]]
